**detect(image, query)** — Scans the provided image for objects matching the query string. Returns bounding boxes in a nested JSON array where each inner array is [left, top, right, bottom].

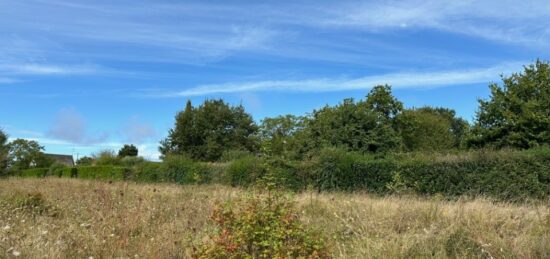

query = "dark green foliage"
[[160, 155, 211, 184], [7, 139, 53, 171], [219, 149, 253, 162], [469, 60, 550, 148], [226, 156, 266, 187], [0, 128, 8, 176], [118, 144, 138, 157], [395, 149, 550, 200], [311, 147, 396, 192], [304, 86, 403, 154], [160, 99, 259, 161], [194, 190, 329, 258]]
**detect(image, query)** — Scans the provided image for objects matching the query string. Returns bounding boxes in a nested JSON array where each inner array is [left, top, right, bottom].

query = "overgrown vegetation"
[[194, 189, 328, 258], [1, 178, 549, 258]]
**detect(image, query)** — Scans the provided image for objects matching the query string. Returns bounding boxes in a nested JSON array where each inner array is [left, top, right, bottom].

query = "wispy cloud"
[[0, 63, 102, 76], [156, 62, 523, 97], [326, 0, 550, 47]]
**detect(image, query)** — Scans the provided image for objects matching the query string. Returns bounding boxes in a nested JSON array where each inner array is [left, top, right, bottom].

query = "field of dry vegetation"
[[1, 178, 550, 258]]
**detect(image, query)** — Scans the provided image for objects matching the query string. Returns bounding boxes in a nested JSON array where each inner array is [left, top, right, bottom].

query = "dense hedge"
[[15, 148, 550, 200], [311, 148, 396, 192], [396, 150, 550, 200]]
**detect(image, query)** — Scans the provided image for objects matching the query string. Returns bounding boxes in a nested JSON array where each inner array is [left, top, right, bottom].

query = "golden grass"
[[1, 178, 549, 258]]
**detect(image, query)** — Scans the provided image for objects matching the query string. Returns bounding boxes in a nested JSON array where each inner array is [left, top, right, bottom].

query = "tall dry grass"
[[1, 178, 549, 258]]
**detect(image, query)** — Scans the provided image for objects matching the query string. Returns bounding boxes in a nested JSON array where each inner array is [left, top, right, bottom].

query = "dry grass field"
[[1, 178, 550, 258]]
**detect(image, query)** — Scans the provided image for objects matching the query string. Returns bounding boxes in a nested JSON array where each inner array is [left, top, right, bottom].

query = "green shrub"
[[161, 155, 211, 184], [20, 168, 49, 178], [395, 149, 550, 200], [131, 161, 164, 182], [120, 156, 146, 167], [311, 147, 396, 192], [76, 166, 129, 180], [47, 162, 67, 177], [194, 190, 329, 258], [226, 156, 266, 187], [219, 149, 253, 162]]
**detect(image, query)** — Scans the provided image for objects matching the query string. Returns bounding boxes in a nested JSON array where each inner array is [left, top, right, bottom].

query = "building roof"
[[44, 153, 75, 166]]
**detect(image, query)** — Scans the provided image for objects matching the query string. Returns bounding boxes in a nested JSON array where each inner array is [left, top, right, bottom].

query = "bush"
[[20, 168, 49, 178], [219, 149, 253, 162], [47, 162, 68, 177], [161, 155, 211, 184], [77, 166, 129, 180], [226, 156, 266, 187], [311, 147, 396, 193], [131, 161, 164, 182], [193, 190, 329, 258], [120, 156, 145, 167], [395, 149, 550, 200]]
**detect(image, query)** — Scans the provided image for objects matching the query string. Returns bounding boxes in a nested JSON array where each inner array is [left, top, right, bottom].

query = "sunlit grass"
[[1, 178, 549, 258]]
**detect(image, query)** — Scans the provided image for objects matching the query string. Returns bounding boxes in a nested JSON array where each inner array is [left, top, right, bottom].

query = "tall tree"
[[160, 99, 259, 161], [468, 60, 550, 148], [7, 139, 52, 171], [118, 144, 139, 157]]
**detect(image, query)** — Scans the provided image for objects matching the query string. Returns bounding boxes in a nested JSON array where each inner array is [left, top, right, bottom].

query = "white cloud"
[[46, 108, 110, 145], [159, 62, 523, 97]]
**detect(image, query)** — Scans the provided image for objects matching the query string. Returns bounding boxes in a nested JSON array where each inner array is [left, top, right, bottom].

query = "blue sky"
[[1, 0, 549, 160]]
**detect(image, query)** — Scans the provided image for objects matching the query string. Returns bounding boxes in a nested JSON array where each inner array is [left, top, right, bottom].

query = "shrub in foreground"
[[193, 190, 329, 258]]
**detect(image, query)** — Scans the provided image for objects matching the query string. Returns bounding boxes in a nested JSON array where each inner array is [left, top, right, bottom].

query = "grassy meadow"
[[1, 177, 549, 258]]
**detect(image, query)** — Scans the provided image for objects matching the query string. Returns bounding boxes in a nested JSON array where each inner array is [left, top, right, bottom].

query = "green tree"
[[365, 84, 404, 120], [7, 139, 52, 171], [468, 60, 550, 148], [160, 99, 259, 161], [304, 86, 403, 154], [259, 115, 306, 157], [396, 107, 469, 151], [118, 144, 138, 157], [0, 129, 9, 176]]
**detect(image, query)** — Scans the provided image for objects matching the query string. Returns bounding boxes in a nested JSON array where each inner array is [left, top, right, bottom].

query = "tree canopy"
[[469, 60, 550, 148], [118, 144, 138, 157], [7, 138, 52, 171], [160, 99, 259, 161]]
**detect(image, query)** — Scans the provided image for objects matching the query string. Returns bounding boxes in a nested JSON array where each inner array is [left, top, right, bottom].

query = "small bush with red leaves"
[[193, 191, 329, 259]]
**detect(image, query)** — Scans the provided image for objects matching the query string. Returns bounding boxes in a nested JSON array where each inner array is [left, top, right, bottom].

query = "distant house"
[[44, 153, 75, 167]]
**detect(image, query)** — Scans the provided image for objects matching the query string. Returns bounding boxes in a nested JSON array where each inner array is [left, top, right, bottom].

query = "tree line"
[[160, 60, 550, 161]]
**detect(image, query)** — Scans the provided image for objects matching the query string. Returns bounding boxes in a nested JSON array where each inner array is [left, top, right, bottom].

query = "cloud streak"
[[159, 62, 523, 97]]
